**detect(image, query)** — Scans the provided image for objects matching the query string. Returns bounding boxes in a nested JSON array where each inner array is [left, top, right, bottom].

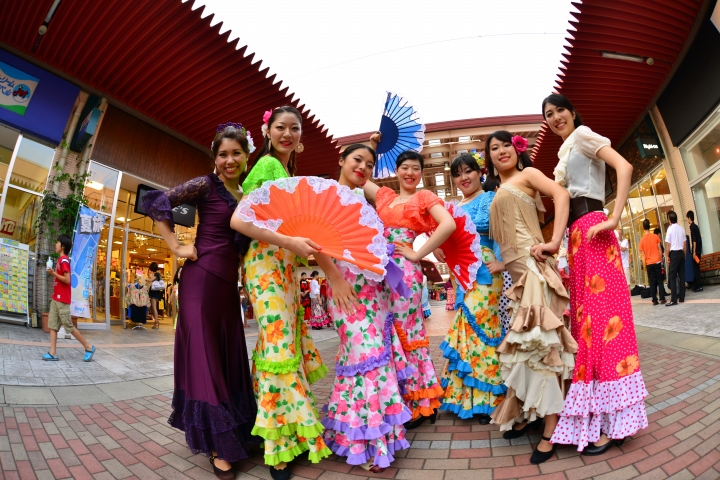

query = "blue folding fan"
[[375, 92, 426, 178]]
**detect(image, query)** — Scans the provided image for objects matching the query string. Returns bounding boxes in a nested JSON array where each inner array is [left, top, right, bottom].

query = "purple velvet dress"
[[142, 173, 258, 462]]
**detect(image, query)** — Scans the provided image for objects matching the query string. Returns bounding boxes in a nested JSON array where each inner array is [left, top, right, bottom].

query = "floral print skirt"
[[244, 240, 330, 465], [322, 261, 413, 467], [551, 212, 648, 450], [385, 227, 444, 419], [440, 245, 507, 419], [308, 295, 331, 328]]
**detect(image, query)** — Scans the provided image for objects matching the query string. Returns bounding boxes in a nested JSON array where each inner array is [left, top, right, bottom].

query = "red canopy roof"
[[0, 0, 338, 175], [531, 0, 703, 180]]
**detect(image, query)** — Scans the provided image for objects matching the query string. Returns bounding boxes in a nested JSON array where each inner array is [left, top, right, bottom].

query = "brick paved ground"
[[3, 305, 720, 479]]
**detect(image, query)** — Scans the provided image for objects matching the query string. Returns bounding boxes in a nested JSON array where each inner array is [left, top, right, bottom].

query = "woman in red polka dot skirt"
[[542, 94, 648, 455]]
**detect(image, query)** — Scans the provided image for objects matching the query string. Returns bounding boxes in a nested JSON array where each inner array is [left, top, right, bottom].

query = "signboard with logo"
[[637, 136, 664, 159], [0, 61, 39, 116], [70, 206, 105, 318], [134, 184, 196, 228]]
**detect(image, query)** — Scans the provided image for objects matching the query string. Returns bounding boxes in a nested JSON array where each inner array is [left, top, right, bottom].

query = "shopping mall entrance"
[[78, 161, 195, 330]]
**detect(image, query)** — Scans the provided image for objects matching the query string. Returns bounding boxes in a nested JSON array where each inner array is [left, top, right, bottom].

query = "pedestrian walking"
[[665, 211, 686, 306], [638, 219, 665, 305]]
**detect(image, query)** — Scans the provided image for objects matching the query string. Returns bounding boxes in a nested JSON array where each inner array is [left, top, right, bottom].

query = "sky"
[[191, 0, 577, 138]]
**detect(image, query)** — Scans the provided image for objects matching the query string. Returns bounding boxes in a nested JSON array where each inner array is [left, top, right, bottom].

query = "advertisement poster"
[[70, 206, 105, 318], [0, 61, 39, 116], [0, 238, 29, 315]]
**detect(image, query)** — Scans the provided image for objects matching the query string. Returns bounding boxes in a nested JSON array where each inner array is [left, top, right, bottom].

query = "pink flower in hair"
[[262, 110, 273, 124], [512, 135, 528, 153]]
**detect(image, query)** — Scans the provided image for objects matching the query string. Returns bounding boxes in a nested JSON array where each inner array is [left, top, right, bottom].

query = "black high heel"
[[269, 465, 291, 480], [209, 455, 234, 480], [530, 435, 556, 465], [502, 418, 542, 439], [477, 414, 491, 425], [404, 409, 437, 430], [582, 438, 625, 456]]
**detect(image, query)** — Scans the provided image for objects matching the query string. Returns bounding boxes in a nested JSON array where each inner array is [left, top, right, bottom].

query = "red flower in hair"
[[511, 135, 528, 153]]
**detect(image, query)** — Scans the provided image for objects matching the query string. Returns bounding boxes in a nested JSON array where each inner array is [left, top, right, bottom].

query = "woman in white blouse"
[[541, 93, 648, 456]]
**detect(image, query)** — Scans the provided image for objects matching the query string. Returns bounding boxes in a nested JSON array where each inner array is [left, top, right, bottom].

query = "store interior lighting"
[[86, 180, 104, 190]]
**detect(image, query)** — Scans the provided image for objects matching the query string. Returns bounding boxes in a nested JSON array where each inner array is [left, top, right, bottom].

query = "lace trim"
[[237, 176, 388, 282], [335, 313, 394, 377], [394, 320, 430, 351], [252, 308, 303, 374], [457, 301, 506, 347], [500, 184, 535, 206]]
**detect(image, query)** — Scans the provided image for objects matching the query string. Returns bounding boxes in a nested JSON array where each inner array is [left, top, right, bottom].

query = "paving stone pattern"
[[3, 331, 720, 480]]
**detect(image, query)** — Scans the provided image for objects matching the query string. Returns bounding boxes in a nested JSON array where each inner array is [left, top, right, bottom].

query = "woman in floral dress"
[[231, 106, 329, 480], [308, 271, 331, 329], [542, 94, 648, 455], [364, 137, 457, 428], [316, 144, 414, 473], [435, 153, 506, 424], [485, 130, 576, 465], [445, 281, 456, 311]]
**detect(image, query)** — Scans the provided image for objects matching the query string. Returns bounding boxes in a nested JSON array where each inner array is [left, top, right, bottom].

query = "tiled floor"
[[3, 293, 720, 479]]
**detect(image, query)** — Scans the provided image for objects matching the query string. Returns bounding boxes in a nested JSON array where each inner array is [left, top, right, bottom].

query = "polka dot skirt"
[[499, 271, 513, 333]]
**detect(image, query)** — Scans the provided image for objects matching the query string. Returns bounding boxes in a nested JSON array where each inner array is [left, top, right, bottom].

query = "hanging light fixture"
[[444, 162, 450, 171]]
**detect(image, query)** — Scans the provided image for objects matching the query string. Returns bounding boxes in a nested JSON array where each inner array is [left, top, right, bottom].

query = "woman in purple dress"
[[142, 124, 258, 479]]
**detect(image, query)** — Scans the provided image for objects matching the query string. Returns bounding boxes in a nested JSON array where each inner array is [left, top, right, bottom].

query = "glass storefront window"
[[680, 107, 720, 182], [11, 137, 55, 193], [691, 170, 720, 254], [638, 177, 657, 214], [0, 127, 20, 193], [628, 186, 643, 217], [652, 169, 672, 205], [84, 163, 119, 212], [0, 187, 41, 250]]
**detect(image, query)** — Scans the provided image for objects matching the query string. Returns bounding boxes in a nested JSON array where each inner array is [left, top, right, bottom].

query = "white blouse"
[[554, 125, 611, 201]]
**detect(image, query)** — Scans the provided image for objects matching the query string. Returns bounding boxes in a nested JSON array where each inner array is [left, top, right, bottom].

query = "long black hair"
[[541, 93, 583, 128], [254, 105, 303, 176], [485, 130, 533, 179]]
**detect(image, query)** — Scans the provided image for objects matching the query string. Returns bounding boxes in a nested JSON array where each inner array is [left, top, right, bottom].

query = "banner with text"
[[70, 206, 105, 318], [0, 61, 39, 116]]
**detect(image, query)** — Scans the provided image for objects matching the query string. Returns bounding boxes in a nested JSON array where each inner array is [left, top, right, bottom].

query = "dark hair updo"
[[254, 105, 303, 176], [541, 93, 583, 129], [485, 130, 533, 179], [395, 150, 424, 171]]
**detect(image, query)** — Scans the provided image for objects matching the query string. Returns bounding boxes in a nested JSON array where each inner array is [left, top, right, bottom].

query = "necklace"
[[458, 188, 482, 205]]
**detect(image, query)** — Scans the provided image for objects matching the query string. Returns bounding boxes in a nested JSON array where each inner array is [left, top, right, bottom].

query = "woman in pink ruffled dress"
[[542, 93, 648, 455]]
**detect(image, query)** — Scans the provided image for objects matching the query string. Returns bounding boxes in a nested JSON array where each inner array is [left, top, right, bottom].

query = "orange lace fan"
[[439, 202, 483, 290], [237, 177, 387, 277]]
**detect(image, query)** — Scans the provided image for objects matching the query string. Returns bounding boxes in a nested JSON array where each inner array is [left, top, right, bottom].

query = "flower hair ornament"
[[212, 122, 256, 153], [511, 135, 528, 153], [470, 150, 487, 175]]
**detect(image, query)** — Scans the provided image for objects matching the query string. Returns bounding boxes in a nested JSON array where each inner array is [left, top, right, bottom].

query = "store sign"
[[0, 61, 39, 117], [70, 206, 105, 318], [0, 218, 16, 236], [637, 137, 664, 158], [134, 184, 196, 228], [73, 107, 102, 151]]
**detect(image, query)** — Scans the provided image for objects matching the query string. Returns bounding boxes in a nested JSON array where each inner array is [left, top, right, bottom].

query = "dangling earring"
[[244, 163, 248, 172], [295, 143, 305, 154]]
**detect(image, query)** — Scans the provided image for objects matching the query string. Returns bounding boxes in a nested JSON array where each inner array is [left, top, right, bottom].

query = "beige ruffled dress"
[[489, 184, 577, 431]]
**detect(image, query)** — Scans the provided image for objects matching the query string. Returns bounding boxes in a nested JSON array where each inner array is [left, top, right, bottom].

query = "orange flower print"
[[576, 304, 583, 324], [266, 320, 285, 345], [488, 291, 498, 306], [581, 316, 592, 348], [315, 436, 327, 450], [260, 392, 280, 410], [603, 316, 623, 344], [276, 414, 287, 425], [570, 227, 582, 254], [587, 275, 606, 295], [606, 245, 619, 265], [576, 364, 586, 382], [273, 249, 285, 261], [488, 315, 500, 329], [475, 309, 489, 326], [445, 385, 455, 399], [471, 356, 481, 369], [568, 249, 574, 268], [484, 364, 500, 378], [616, 355, 639, 377], [294, 381, 306, 397], [258, 241, 270, 249], [493, 395, 504, 406], [464, 322, 475, 339], [258, 274, 271, 291]]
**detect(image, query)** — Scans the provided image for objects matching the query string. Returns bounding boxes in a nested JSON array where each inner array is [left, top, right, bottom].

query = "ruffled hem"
[[308, 315, 332, 327], [395, 364, 416, 382], [306, 363, 328, 385], [321, 408, 412, 441], [552, 401, 648, 451], [263, 442, 332, 466], [411, 399, 443, 419], [559, 371, 648, 416], [439, 340, 507, 395], [326, 437, 410, 467], [403, 383, 444, 401], [440, 401, 496, 419], [141, 190, 175, 228], [253, 309, 304, 374], [251, 421, 325, 441], [168, 389, 260, 462], [394, 321, 430, 351]]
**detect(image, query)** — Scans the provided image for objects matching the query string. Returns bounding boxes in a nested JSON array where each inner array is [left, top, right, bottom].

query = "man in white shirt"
[[664, 211, 686, 306]]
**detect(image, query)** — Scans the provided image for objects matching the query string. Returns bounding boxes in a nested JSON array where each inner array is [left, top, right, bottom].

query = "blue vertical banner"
[[70, 205, 105, 318]]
